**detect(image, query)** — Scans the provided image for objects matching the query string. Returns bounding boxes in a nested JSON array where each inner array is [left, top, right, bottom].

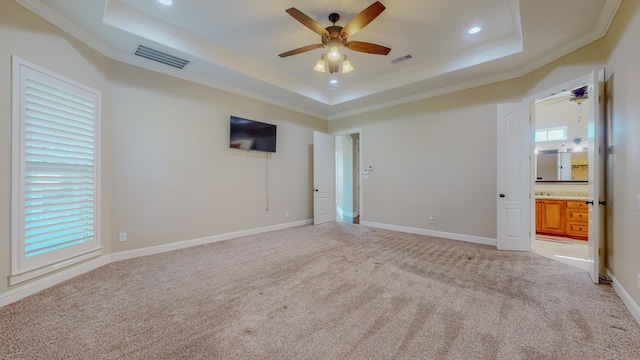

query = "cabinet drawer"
[[566, 200, 587, 209], [566, 209, 588, 223], [566, 222, 588, 237]]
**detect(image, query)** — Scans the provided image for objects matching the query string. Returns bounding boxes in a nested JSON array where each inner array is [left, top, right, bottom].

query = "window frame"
[[534, 126, 567, 143], [11, 56, 102, 284]]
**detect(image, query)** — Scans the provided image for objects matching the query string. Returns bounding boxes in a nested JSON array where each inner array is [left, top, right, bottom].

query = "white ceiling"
[[17, 0, 621, 120]]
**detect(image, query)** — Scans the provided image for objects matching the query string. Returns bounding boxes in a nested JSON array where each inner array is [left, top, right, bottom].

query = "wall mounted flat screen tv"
[[229, 116, 277, 153]]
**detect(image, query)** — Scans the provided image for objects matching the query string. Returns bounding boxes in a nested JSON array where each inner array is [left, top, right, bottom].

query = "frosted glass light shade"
[[341, 59, 354, 73], [314, 58, 326, 72], [327, 46, 341, 62]]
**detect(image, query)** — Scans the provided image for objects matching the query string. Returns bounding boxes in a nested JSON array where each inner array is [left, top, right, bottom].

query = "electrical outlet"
[[429, 216, 435, 224], [119, 232, 127, 242], [285, 210, 289, 217]]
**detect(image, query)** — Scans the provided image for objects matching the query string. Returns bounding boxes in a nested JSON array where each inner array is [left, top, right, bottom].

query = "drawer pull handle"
[[585, 200, 594, 205]]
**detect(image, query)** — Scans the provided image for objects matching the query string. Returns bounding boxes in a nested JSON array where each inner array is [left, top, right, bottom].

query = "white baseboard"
[[362, 221, 497, 246], [607, 269, 640, 326], [0, 255, 111, 308], [1, 219, 312, 308], [111, 219, 311, 262]]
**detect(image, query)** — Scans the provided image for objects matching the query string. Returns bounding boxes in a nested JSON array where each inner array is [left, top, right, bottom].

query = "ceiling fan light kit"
[[314, 55, 326, 73], [280, 1, 391, 76]]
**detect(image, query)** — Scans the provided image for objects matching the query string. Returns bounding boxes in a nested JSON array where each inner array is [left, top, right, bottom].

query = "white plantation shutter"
[[12, 57, 101, 279]]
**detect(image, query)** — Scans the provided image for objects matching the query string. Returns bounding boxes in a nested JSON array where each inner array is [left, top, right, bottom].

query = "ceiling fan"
[[278, 1, 391, 73], [545, 86, 589, 106]]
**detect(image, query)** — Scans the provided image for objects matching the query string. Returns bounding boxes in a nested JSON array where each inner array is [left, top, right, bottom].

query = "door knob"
[[599, 200, 607, 205], [499, 193, 506, 198], [585, 200, 594, 205], [314, 189, 319, 192]]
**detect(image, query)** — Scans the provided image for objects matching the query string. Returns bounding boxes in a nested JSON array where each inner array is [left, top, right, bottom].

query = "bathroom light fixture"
[[157, 0, 173, 6]]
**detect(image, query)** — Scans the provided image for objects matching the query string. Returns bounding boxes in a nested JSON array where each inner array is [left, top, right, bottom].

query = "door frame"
[[524, 72, 604, 282], [331, 128, 364, 223]]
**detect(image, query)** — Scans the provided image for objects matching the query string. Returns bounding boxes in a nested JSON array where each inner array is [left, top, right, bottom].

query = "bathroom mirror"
[[535, 151, 588, 182]]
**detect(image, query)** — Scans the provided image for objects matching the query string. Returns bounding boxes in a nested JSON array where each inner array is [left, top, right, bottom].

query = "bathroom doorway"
[[335, 132, 361, 224], [532, 83, 591, 270]]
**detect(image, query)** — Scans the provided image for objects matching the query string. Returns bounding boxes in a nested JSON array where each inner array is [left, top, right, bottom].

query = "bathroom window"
[[535, 126, 567, 142]]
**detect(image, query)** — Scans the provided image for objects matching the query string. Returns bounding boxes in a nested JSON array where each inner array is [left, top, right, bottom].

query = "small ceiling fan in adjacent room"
[[278, 1, 391, 74], [545, 86, 589, 106]]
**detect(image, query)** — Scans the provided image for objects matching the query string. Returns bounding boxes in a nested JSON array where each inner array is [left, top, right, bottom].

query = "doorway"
[[531, 83, 592, 271], [335, 131, 361, 224]]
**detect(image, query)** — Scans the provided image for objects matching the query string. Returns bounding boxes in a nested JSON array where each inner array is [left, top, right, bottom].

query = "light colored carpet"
[[1, 223, 639, 359]]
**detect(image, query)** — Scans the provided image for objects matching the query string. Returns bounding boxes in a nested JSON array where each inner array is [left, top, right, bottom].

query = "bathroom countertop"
[[535, 196, 588, 201]]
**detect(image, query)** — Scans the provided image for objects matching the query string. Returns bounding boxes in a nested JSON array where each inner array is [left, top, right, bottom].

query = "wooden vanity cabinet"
[[565, 200, 588, 239], [537, 200, 566, 235], [535, 199, 588, 240]]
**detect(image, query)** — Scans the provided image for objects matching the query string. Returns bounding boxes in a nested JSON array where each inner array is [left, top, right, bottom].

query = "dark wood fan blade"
[[285, 8, 330, 36], [278, 44, 324, 58], [345, 41, 391, 55], [341, 1, 386, 37]]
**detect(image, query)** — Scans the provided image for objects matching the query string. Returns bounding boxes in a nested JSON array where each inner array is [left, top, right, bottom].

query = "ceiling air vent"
[[391, 54, 412, 64], [133, 44, 190, 69]]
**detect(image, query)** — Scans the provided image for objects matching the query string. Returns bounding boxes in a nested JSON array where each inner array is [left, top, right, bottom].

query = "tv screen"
[[229, 116, 277, 153]]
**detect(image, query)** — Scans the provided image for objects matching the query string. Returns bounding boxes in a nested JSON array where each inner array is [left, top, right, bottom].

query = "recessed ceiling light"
[[158, 0, 173, 6], [468, 26, 482, 34], [329, 79, 338, 85]]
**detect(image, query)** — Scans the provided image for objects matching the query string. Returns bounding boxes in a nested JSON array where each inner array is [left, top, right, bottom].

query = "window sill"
[[9, 248, 103, 286]]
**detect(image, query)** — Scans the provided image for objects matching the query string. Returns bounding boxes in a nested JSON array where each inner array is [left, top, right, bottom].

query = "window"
[[535, 127, 567, 142], [11, 57, 101, 283]]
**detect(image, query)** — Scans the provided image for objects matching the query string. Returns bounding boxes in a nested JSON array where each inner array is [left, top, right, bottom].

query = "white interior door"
[[497, 103, 531, 251], [313, 131, 335, 225], [586, 69, 605, 283]]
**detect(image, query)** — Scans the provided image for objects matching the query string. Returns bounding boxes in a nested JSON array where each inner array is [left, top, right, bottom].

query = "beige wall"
[[108, 62, 326, 251], [602, 0, 640, 306]]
